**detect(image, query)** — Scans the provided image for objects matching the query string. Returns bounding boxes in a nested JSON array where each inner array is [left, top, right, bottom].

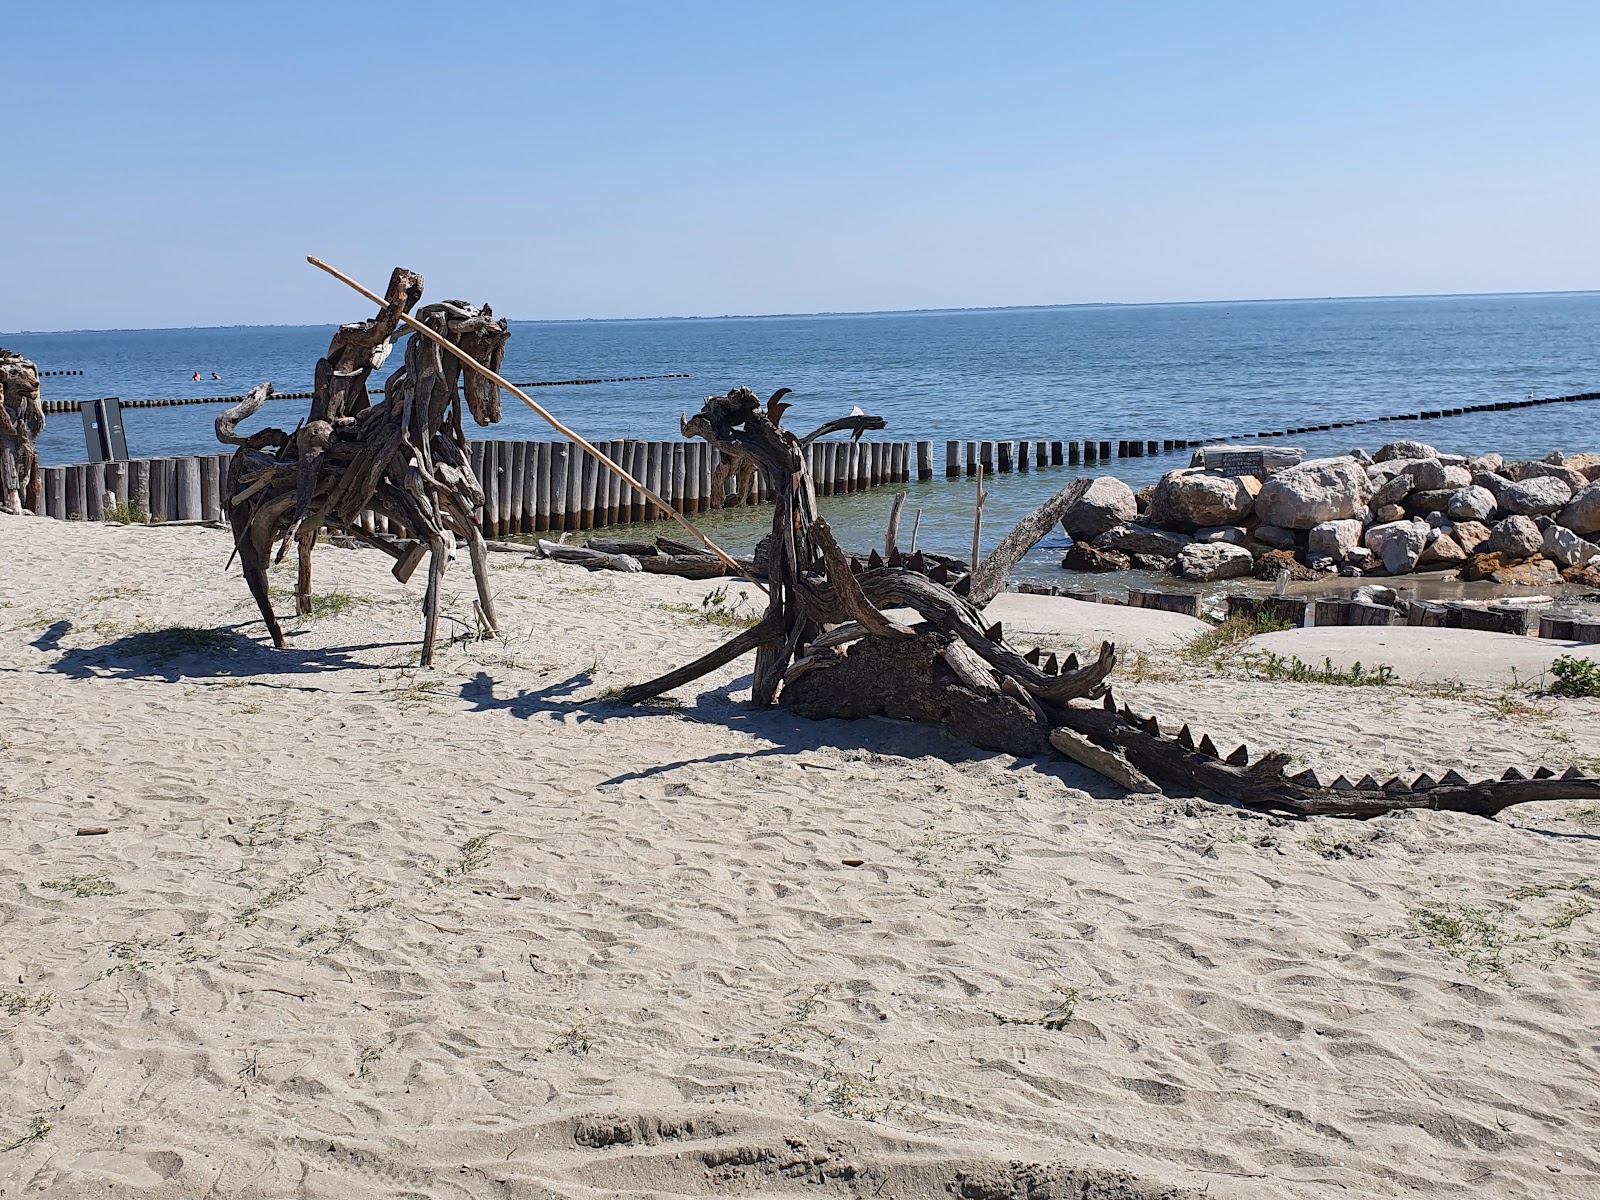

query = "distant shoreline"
[[6, 288, 1598, 339]]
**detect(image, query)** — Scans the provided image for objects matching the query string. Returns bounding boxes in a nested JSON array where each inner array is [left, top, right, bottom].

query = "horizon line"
[[5, 286, 1598, 338]]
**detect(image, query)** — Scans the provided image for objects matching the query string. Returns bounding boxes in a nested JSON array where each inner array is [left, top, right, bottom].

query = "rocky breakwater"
[[1059, 439, 1600, 588]]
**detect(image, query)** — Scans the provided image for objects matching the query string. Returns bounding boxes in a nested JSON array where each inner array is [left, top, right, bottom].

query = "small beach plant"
[[1547, 654, 1600, 698]]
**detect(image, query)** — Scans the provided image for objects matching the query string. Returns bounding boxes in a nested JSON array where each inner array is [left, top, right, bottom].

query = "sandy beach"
[[3, 518, 1599, 1199]]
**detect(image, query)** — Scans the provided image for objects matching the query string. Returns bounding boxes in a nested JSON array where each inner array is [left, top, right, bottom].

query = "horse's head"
[[418, 301, 511, 426]]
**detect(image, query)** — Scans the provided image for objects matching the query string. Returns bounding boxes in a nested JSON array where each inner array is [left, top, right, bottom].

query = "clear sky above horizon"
[[5, 1, 1597, 332]]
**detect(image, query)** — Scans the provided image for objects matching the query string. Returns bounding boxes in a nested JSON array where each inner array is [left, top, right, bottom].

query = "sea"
[[8, 291, 1600, 586]]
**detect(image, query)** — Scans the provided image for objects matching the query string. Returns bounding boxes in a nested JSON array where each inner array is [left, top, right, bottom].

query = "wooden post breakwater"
[[29, 437, 924, 535]]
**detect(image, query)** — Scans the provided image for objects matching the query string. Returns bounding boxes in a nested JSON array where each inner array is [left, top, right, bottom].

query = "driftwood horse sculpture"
[[218, 268, 509, 666], [620, 387, 1600, 821]]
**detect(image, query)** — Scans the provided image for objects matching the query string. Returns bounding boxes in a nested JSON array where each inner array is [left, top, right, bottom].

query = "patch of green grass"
[[123, 625, 236, 660], [993, 985, 1080, 1031], [0, 991, 54, 1018], [1253, 652, 1396, 687], [41, 874, 120, 898], [1, 1115, 51, 1153], [1182, 611, 1292, 664], [660, 585, 762, 630], [103, 501, 148, 525], [445, 834, 495, 877], [1548, 654, 1600, 698], [1406, 903, 1512, 980]]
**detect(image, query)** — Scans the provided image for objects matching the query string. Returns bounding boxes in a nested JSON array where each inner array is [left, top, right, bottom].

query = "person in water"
[[211, 372, 221, 380], [192, 371, 201, 382]]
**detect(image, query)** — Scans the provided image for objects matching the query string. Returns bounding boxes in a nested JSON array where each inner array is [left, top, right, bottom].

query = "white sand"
[[2, 519, 1599, 1199]]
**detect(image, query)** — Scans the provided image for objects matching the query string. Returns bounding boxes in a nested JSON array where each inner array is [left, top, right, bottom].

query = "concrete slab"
[[981, 591, 1210, 653], [1247, 625, 1600, 689]]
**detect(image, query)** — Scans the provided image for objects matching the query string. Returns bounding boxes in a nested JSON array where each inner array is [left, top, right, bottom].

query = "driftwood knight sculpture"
[[0, 348, 43, 516], [622, 387, 1600, 821], [218, 267, 508, 666]]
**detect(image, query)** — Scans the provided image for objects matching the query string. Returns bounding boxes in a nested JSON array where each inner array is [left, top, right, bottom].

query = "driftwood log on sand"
[[0, 348, 43, 516], [218, 268, 507, 667], [619, 388, 1600, 820]]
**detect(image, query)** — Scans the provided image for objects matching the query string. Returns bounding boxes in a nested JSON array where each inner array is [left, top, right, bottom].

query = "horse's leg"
[[419, 534, 449, 668], [296, 527, 317, 616], [462, 524, 498, 638], [237, 514, 285, 649]]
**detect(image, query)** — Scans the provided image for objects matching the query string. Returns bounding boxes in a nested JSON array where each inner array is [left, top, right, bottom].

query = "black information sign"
[[1212, 450, 1266, 478]]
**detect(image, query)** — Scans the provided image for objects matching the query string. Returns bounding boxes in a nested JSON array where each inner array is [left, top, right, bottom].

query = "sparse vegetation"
[[993, 985, 1080, 1031], [41, 873, 120, 898], [103, 501, 148, 525], [236, 863, 323, 926], [1253, 652, 1396, 687], [1, 1115, 51, 1152], [356, 1042, 385, 1077], [0, 991, 54, 1018], [267, 587, 363, 620], [548, 1021, 593, 1056], [385, 676, 451, 707], [1182, 611, 1292, 664], [445, 834, 495, 877], [1406, 903, 1511, 979], [1548, 654, 1600, 698], [660, 585, 761, 629]]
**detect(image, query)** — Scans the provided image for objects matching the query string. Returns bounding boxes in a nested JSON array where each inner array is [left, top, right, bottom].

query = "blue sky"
[[4, 2, 1597, 330]]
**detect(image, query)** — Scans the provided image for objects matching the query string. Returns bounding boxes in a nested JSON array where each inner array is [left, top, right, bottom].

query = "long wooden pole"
[[307, 256, 765, 593]]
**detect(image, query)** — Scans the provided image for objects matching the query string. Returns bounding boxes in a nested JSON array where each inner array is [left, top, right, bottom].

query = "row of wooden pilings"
[[943, 437, 1194, 476], [29, 438, 925, 534], [1017, 583, 1599, 643]]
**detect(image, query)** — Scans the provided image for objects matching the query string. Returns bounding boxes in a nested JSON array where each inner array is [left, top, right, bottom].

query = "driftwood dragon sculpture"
[[622, 386, 1600, 820], [217, 267, 508, 667]]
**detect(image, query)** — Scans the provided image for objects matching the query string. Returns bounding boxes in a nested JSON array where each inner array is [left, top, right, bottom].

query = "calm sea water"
[[9, 293, 1600, 580]]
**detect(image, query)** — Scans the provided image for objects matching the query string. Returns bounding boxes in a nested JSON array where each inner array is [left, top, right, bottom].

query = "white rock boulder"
[[1481, 515, 1544, 559], [1308, 518, 1364, 562], [1445, 485, 1496, 522], [1060, 476, 1138, 539], [1175, 542, 1255, 582], [1147, 469, 1255, 532], [1254, 456, 1372, 529], [1558, 482, 1600, 536], [1499, 476, 1573, 516], [1542, 525, 1600, 569], [1363, 519, 1428, 575]]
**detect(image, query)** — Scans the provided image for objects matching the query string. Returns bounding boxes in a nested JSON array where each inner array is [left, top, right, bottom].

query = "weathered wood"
[[0, 348, 44, 515], [176, 456, 203, 521], [968, 477, 1094, 607], [219, 268, 506, 668], [1055, 699, 1600, 818]]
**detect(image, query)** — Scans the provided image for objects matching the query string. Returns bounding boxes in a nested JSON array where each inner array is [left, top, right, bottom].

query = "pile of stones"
[[1059, 440, 1600, 586]]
